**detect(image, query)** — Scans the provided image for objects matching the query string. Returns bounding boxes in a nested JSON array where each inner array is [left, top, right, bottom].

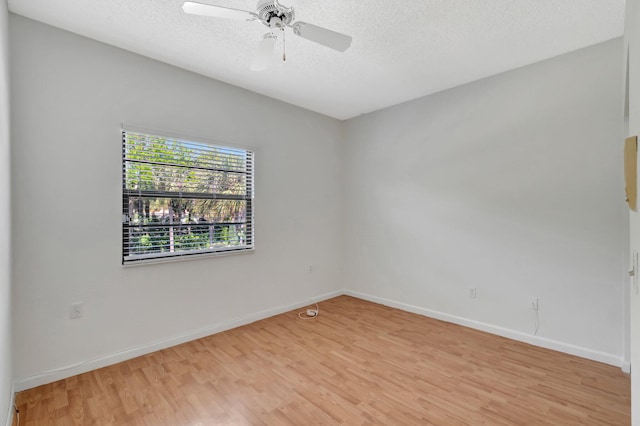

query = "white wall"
[[343, 38, 627, 365], [10, 14, 344, 387], [0, 1, 12, 423], [624, 0, 640, 422]]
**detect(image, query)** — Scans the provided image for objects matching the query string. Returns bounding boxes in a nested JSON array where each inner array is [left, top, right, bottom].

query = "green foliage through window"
[[122, 131, 254, 263]]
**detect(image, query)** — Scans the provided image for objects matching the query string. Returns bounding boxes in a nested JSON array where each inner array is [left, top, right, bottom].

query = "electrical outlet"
[[70, 303, 83, 319], [469, 288, 477, 298], [308, 264, 313, 273], [528, 297, 539, 311]]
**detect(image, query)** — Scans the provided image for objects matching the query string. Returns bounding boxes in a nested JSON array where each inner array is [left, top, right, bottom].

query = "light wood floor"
[[15, 296, 630, 425]]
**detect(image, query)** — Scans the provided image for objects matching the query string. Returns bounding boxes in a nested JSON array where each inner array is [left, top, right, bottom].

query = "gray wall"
[[0, 1, 11, 424], [343, 38, 627, 364], [10, 14, 345, 388]]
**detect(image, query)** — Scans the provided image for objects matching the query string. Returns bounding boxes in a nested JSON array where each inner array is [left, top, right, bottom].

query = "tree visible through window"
[[122, 130, 254, 264]]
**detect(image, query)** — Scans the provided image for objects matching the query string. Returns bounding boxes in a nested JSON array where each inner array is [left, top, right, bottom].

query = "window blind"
[[122, 130, 254, 264]]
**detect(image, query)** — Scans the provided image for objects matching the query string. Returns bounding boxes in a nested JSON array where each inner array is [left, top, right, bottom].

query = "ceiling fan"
[[182, 0, 353, 71]]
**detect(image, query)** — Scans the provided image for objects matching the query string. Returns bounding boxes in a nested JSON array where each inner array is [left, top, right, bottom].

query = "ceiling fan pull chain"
[[282, 28, 286, 62]]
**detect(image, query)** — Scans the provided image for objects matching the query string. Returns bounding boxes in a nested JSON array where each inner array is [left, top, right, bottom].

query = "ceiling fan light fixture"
[[250, 32, 277, 71]]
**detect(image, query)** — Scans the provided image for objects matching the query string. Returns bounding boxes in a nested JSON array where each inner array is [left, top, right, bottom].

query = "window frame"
[[121, 128, 255, 265]]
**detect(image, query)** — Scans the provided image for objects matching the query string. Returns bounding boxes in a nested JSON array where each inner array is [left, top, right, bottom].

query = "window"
[[122, 130, 254, 264]]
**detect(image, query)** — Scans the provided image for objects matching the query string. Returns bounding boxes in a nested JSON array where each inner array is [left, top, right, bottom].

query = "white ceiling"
[[8, 0, 625, 120]]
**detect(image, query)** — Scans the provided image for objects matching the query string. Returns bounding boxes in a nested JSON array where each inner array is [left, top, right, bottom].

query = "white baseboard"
[[15, 288, 626, 392], [622, 361, 631, 374], [4, 383, 14, 426], [14, 290, 343, 392], [344, 290, 624, 368]]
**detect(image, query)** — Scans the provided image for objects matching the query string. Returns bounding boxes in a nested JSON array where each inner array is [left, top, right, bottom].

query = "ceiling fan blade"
[[250, 33, 277, 71], [291, 22, 352, 52], [182, 1, 255, 20]]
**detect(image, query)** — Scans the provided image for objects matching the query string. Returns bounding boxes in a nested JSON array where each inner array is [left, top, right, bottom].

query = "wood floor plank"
[[16, 296, 630, 425]]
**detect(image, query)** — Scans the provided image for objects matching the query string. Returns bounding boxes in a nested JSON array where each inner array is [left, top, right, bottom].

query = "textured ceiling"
[[8, 0, 625, 120]]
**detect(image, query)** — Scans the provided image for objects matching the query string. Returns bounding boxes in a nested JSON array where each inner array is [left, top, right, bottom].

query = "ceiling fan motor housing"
[[256, 0, 294, 28]]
